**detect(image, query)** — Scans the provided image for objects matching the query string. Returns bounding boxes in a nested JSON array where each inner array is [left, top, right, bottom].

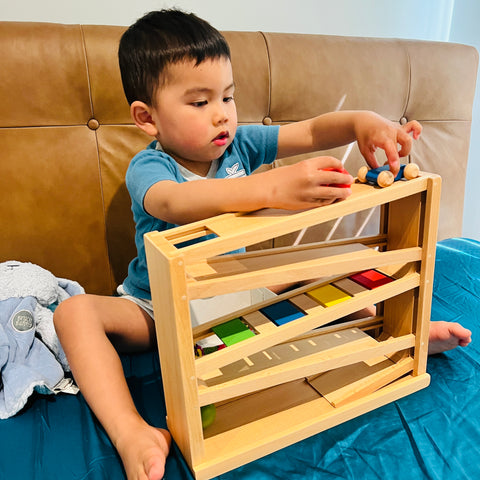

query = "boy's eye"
[[223, 96, 234, 103], [191, 100, 207, 107]]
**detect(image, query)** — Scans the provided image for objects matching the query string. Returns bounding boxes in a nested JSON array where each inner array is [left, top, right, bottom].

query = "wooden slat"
[[197, 333, 415, 406], [185, 242, 369, 279], [187, 246, 422, 299], [289, 293, 321, 311], [308, 357, 414, 407], [194, 374, 430, 480], [242, 310, 278, 334], [145, 175, 433, 263]]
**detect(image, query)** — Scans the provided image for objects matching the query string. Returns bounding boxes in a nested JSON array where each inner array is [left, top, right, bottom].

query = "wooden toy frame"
[[145, 171, 441, 480]]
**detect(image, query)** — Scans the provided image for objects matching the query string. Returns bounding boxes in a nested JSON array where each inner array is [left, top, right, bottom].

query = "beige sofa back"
[[0, 22, 477, 294]]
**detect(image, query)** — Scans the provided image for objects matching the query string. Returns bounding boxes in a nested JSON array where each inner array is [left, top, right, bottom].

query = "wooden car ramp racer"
[[144, 168, 440, 480]]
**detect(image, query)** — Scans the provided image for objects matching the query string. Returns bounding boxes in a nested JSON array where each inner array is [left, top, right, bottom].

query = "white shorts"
[[117, 285, 276, 327], [117, 284, 155, 318]]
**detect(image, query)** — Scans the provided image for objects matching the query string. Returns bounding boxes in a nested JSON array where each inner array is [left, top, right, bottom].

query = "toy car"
[[357, 163, 420, 188]]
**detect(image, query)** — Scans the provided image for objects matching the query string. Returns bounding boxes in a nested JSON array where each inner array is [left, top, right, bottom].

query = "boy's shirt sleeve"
[[126, 141, 185, 216]]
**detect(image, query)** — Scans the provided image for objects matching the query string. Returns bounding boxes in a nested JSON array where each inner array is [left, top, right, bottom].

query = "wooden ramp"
[[145, 173, 441, 479]]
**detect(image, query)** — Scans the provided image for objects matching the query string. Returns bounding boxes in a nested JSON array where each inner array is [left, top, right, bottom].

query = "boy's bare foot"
[[116, 423, 171, 480], [428, 321, 472, 355]]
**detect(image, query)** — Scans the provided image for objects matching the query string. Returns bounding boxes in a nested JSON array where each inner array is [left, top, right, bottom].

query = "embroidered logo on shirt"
[[225, 163, 246, 178]]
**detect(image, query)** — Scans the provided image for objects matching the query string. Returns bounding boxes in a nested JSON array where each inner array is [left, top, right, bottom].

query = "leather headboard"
[[0, 22, 477, 294]]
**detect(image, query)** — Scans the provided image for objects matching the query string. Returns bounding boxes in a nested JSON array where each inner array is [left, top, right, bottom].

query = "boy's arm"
[[144, 156, 353, 225], [277, 111, 421, 175], [144, 111, 420, 225]]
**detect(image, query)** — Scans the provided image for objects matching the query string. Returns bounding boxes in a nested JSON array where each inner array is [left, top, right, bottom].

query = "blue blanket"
[[0, 238, 479, 479]]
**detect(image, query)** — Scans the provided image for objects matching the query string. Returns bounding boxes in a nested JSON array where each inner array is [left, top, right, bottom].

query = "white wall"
[[2, 0, 455, 40], [449, 0, 480, 241], [3, 0, 479, 239]]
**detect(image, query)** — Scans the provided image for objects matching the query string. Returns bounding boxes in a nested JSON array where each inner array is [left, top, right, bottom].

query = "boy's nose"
[[212, 104, 229, 125]]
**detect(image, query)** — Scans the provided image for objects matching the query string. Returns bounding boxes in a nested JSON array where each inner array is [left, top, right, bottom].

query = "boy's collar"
[[156, 141, 219, 179]]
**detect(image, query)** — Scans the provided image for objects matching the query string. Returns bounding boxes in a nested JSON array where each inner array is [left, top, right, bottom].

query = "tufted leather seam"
[[402, 40, 412, 163], [80, 25, 95, 123], [80, 24, 115, 293], [402, 40, 412, 124], [259, 32, 272, 121]]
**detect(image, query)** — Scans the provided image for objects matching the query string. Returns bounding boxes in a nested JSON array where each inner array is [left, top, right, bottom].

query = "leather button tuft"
[[400, 116, 408, 125], [262, 116, 273, 125], [87, 118, 100, 130]]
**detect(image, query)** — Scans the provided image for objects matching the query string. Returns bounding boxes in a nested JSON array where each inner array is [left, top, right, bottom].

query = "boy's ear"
[[130, 101, 159, 137]]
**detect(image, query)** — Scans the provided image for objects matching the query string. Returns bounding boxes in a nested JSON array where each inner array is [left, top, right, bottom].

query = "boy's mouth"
[[213, 131, 229, 146]]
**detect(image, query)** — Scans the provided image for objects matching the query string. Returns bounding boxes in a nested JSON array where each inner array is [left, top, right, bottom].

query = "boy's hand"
[[322, 167, 351, 188], [265, 157, 353, 210], [354, 112, 422, 175]]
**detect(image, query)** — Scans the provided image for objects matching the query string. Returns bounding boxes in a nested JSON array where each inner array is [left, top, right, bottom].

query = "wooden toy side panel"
[[145, 237, 205, 466], [382, 191, 422, 341], [414, 176, 442, 374]]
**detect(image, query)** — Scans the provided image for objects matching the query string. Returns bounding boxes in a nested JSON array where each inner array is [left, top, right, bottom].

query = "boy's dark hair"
[[118, 9, 231, 105]]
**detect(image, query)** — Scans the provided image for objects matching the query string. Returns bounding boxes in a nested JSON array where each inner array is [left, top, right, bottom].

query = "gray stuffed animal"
[[0, 260, 83, 418]]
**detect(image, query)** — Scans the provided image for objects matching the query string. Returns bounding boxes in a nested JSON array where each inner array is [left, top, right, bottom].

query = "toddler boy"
[[54, 9, 471, 480]]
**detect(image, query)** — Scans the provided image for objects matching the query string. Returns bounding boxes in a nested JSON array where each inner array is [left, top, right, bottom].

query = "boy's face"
[[150, 57, 237, 176]]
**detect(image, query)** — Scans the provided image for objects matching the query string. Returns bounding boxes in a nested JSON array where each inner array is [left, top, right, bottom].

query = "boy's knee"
[[53, 294, 87, 332]]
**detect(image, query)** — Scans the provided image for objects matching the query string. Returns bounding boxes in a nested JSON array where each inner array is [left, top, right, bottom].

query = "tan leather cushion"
[[0, 22, 477, 293]]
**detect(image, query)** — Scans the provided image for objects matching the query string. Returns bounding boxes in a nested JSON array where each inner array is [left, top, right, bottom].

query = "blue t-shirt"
[[123, 124, 280, 300]]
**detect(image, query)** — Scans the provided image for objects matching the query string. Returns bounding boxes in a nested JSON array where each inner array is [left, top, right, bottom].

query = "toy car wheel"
[[377, 170, 394, 188], [403, 163, 420, 180], [357, 166, 368, 183]]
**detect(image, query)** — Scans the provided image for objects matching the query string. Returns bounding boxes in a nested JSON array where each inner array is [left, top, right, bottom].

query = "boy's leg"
[[54, 294, 170, 480]]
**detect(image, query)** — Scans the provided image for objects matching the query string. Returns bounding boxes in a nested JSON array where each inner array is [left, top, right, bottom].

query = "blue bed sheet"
[[1, 238, 479, 480]]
